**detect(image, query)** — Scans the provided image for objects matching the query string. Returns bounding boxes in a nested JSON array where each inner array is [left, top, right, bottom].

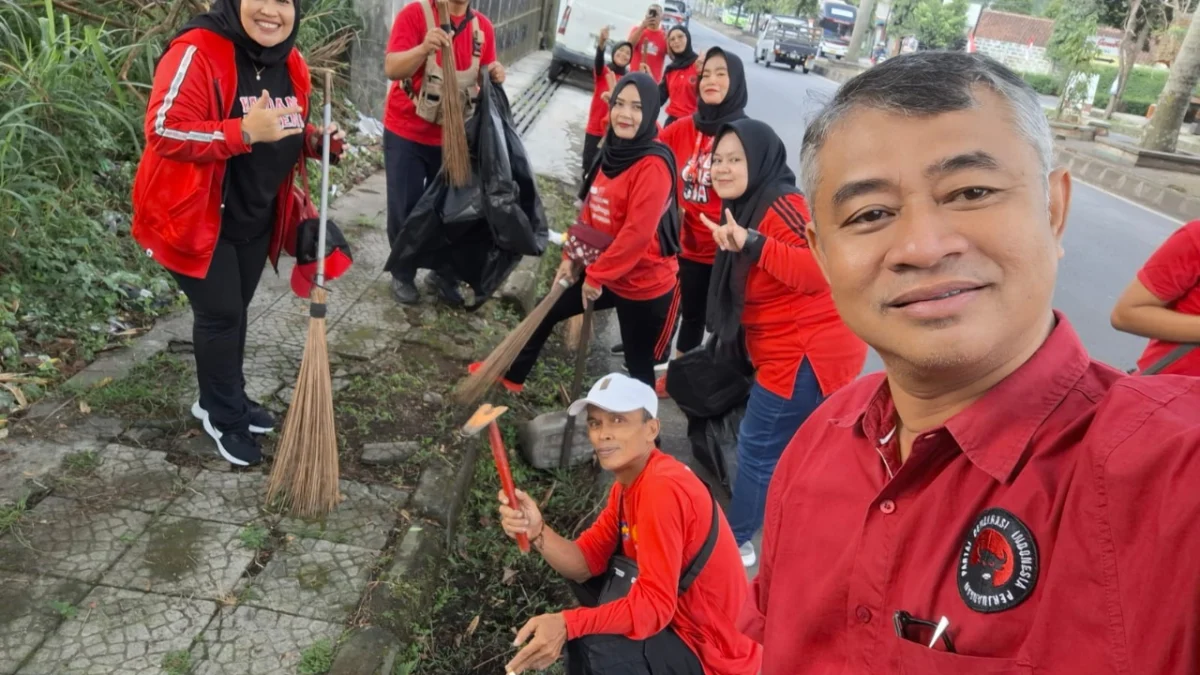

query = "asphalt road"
[[685, 20, 1184, 372]]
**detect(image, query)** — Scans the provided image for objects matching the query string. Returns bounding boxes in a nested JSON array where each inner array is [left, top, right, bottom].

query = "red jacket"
[[132, 28, 322, 279]]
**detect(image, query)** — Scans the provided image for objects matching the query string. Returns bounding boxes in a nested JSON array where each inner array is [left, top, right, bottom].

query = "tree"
[[845, 0, 879, 60], [990, 0, 1036, 15], [1142, 15, 1200, 151], [911, 0, 969, 49], [1046, 0, 1100, 121]]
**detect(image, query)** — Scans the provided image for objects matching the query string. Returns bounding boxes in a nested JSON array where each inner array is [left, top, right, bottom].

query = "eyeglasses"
[[893, 610, 956, 653]]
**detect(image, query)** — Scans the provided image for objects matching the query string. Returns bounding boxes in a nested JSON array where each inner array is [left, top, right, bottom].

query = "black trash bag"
[[666, 334, 754, 419], [384, 81, 548, 310], [686, 404, 745, 495]]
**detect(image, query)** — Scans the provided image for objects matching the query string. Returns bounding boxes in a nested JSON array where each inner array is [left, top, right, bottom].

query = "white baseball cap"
[[567, 372, 659, 419]]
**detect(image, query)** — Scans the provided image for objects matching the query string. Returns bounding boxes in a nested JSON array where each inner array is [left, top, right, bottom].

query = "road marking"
[[1071, 176, 1181, 225]]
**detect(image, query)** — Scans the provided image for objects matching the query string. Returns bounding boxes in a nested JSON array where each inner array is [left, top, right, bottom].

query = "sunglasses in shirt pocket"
[[895, 636, 1032, 675]]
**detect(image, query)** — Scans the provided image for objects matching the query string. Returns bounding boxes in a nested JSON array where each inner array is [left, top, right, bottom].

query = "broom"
[[266, 71, 341, 518], [438, 0, 471, 188], [452, 276, 572, 405]]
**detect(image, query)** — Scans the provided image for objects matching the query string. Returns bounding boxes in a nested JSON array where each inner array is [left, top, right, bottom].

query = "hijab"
[[693, 46, 747, 136], [706, 119, 802, 343], [662, 26, 699, 75], [610, 41, 634, 77], [171, 0, 301, 67]]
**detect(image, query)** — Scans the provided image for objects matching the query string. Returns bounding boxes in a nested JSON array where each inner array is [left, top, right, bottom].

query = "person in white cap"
[[497, 373, 761, 675]]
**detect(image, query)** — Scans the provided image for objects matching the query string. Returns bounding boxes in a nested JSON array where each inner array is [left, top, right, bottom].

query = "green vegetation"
[[49, 600, 77, 619], [1023, 65, 1178, 116], [72, 353, 191, 419], [237, 524, 271, 550], [0, 496, 28, 535], [298, 638, 335, 675], [161, 649, 192, 675]]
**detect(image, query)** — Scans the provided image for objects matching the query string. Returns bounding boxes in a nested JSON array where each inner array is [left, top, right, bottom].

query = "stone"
[[0, 437, 106, 505], [53, 444, 198, 514], [0, 571, 92, 674], [360, 441, 420, 466], [278, 479, 407, 550], [243, 537, 376, 622], [17, 586, 215, 675], [518, 410, 594, 470], [329, 626, 400, 675], [362, 523, 443, 638], [165, 470, 276, 526], [422, 392, 444, 406], [411, 462, 459, 527], [118, 427, 165, 446], [497, 256, 540, 316], [101, 515, 254, 600], [0, 496, 153, 583], [191, 606, 342, 675]]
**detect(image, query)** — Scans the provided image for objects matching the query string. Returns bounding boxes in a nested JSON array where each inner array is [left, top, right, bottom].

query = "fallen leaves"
[[501, 567, 518, 586], [78, 401, 91, 415], [465, 614, 480, 636]]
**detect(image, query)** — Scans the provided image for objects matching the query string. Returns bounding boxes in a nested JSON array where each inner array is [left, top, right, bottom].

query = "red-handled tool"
[[463, 404, 530, 553]]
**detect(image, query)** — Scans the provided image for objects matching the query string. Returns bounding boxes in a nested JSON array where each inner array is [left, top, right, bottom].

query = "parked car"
[[754, 15, 820, 72], [550, 0, 651, 80], [662, 0, 689, 28], [721, 9, 749, 28]]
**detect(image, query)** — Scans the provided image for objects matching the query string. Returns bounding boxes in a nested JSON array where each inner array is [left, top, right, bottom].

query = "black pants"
[[582, 133, 602, 180], [564, 578, 704, 675], [676, 258, 712, 354], [385, 130, 444, 283], [506, 278, 679, 387], [170, 234, 271, 432]]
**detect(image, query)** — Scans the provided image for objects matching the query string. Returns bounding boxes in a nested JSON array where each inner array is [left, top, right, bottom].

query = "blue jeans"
[[728, 359, 826, 546]]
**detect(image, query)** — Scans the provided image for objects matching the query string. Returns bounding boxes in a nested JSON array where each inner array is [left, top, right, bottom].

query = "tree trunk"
[[1141, 14, 1200, 152], [1104, 0, 1143, 120], [845, 0, 878, 62]]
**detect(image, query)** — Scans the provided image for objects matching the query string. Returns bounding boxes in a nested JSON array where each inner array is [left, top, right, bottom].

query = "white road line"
[[1071, 176, 1182, 225]]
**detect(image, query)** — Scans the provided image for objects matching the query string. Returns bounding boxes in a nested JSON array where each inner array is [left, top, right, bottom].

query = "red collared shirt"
[[740, 312, 1200, 674]]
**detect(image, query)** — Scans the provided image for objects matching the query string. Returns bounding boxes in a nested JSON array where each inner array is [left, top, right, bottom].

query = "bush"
[[1021, 64, 1171, 117]]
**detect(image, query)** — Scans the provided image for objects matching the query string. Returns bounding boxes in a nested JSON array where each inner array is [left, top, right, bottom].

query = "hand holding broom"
[[437, 0, 471, 187]]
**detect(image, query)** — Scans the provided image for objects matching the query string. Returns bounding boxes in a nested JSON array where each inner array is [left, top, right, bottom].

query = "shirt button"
[[855, 605, 872, 623], [879, 499, 896, 515]]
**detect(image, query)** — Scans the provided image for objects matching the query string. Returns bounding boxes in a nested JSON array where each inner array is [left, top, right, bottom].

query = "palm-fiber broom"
[[438, 0, 471, 187], [266, 71, 340, 518], [452, 277, 572, 405]]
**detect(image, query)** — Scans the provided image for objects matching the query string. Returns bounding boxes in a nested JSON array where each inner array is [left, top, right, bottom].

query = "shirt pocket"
[[895, 636, 1031, 675]]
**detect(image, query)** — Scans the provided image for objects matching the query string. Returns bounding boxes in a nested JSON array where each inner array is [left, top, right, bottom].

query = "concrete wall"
[[976, 37, 1052, 74]]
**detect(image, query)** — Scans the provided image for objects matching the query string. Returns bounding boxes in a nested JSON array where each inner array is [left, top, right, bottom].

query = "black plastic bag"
[[666, 335, 754, 419], [687, 404, 745, 495]]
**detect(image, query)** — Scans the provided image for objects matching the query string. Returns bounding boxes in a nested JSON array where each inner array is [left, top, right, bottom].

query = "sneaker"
[[467, 362, 524, 394], [740, 541, 757, 567], [610, 342, 625, 355], [390, 277, 420, 305], [654, 374, 669, 399], [201, 416, 263, 467], [427, 271, 464, 307], [192, 401, 275, 435]]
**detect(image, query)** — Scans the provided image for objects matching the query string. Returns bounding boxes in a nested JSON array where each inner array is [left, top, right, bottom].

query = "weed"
[[297, 638, 334, 675], [237, 524, 270, 550], [119, 531, 137, 544], [0, 497, 28, 534], [49, 600, 77, 619], [74, 353, 189, 418], [161, 649, 191, 675], [62, 450, 101, 476]]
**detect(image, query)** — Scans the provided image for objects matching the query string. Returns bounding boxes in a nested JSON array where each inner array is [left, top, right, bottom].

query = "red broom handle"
[[488, 421, 530, 553]]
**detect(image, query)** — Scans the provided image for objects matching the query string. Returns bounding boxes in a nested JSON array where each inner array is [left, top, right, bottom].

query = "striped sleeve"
[[144, 42, 250, 162], [754, 194, 827, 294]]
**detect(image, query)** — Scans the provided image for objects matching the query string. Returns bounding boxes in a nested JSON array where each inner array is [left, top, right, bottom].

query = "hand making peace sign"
[[700, 209, 749, 252]]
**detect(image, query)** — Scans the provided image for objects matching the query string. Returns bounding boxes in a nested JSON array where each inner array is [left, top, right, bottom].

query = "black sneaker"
[[427, 271, 464, 307], [192, 401, 274, 435], [610, 343, 625, 355], [391, 277, 420, 305], [201, 417, 263, 467]]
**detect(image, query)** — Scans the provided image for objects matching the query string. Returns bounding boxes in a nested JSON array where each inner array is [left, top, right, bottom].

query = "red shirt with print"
[[741, 313, 1200, 674], [587, 66, 617, 137], [629, 26, 668, 81], [574, 155, 678, 299], [663, 66, 699, 120], [659, 117, 720, 264], [566, 450, 762, 675], [1134, 219, 1200, 375], [384, 0, 496, 146], [741, 194, 866, 398]]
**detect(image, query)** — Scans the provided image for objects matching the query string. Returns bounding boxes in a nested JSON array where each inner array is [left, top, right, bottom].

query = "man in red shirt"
[[498, 373, 761, 675], [743, 51, 1200, 674], [1110, 220, 1200, 375], [629, 4, 668, 82], [383, 0, 505, 306]]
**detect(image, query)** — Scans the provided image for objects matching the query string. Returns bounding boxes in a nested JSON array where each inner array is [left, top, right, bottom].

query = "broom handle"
[[488, 421, 531, 553], [559, 301, 594, 469], [316, 71, 333, 287]]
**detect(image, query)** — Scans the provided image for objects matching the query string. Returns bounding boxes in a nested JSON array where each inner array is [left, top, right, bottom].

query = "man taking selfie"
[[498, 373, 761, 675], [628, 4, 668, 82]]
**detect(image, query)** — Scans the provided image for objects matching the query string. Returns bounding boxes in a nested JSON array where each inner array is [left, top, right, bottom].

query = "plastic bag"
[[687, 404, 745, 495], [666, 336, 753, 419]]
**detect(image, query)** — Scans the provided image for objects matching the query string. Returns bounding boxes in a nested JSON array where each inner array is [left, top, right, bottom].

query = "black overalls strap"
[[613, 485, 721, 594]]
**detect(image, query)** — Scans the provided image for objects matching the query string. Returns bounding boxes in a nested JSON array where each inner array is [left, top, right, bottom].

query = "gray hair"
[[799, 51, 1053, 199]]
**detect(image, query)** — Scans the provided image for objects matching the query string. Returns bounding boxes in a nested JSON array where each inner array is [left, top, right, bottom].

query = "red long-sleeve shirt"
[[565, 450, 761, 675], [658, 117, 720, 264], [1134, 219, 1200, 375], [740, 193, 866, 398], [662, 66, 699, 120], [576, 155, 678, 300]]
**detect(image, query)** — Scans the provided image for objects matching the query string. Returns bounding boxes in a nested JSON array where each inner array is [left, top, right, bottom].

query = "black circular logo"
[[958, 507, 1039, 614]]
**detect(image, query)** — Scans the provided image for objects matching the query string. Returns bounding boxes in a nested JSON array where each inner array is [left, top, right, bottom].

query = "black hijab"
[[610, 41, 633, 77], [706, 119, 802, 343], [579, 72, 681, 255], [662, 26, 698, 75], [693, 47, 747, 136], [172, 0, 301, 67]]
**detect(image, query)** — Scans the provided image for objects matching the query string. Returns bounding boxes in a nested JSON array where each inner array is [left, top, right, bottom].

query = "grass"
[[161, 649, 191, 675], [49, 600, 77, 619], [0, 496, 28, 534], [62, 450, 101, 475], [298, 638, 335, 675], [237, 524, 270, 550], [72, 353, 190, 419]]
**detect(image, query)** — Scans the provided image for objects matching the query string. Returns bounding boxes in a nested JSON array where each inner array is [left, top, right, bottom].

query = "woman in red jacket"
[[701, 119, 866, 567], [132, 0, 343, 467], [486, 73, 680, 390], [659, 26, 699, 127], [582, 26, 633, 179]]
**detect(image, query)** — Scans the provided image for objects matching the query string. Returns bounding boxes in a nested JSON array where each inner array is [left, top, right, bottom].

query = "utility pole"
[[845, 0, 878, 63]]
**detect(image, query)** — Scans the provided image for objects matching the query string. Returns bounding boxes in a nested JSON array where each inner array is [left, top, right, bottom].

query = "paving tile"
[[325, 322, 409, 360], [164, 470, 277, 526], [278, 480, 406, 550], [101, 516, 254, 600], [0, 571, 91, 675], [191, 605, 342, 675], [54, 444, 196, 514], [244, 537, 376, 622], [0, 497, 151, 583], [18, 585, 214, 675], [336, 277, 416, 332]]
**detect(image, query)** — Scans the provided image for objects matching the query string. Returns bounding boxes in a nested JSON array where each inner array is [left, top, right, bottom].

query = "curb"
[[810, 59, 866, 85], [1055, 146, 1198, 222]]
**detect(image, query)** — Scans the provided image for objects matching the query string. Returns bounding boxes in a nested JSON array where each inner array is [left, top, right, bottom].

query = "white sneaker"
[[740, 541, 757, 567]]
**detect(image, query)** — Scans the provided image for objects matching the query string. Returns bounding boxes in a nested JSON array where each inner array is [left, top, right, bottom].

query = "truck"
[[754, 15, 821, 73]]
